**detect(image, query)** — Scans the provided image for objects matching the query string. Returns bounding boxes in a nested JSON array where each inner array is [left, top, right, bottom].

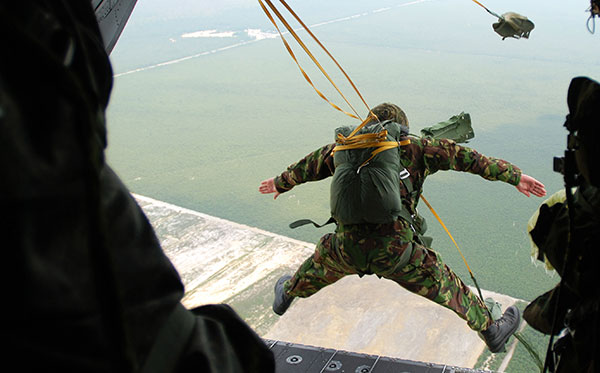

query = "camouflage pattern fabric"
[[274, 136, 522, 331], [285, 220, 492, 331], [275, 137, 521, 217]]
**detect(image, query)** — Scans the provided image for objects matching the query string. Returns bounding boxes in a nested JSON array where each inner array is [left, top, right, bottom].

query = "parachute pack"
[[492, 12, 535, 40], [289, 113, 475, 230], [470, 0, 535, 40], [420, 112, 474, 144], [330, 120, 408, 225]]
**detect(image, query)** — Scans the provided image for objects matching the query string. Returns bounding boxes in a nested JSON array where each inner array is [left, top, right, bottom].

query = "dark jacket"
[[0, 2, 273, 371]]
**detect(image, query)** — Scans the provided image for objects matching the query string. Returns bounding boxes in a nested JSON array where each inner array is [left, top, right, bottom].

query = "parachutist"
[[260, 102, 546, 353]]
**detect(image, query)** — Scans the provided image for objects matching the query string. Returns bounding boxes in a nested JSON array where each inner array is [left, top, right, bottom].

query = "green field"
[[106, 1, 598, 369]]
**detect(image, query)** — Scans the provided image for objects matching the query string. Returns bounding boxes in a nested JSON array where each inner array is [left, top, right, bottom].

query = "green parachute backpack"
[[289, 112, 474, 230], [493, 12, 535, 40], [330, 120, 409, 225], [420, 112, 474, 143]]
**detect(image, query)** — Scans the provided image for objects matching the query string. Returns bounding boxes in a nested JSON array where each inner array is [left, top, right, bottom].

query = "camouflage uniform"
[[274, 137, 522, 331]]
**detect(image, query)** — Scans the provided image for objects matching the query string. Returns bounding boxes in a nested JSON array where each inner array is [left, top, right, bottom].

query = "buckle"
[[399, 169, 410, 179]]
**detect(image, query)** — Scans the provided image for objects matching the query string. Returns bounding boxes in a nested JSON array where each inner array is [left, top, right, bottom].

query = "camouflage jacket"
[[274, 137, 522, 218]]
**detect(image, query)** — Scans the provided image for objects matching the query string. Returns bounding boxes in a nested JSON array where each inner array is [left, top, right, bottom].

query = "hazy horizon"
[[106, 0, 599, 303]]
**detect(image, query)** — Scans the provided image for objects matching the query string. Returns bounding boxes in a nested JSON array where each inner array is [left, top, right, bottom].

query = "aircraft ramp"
[[135, 194, 519, 371]]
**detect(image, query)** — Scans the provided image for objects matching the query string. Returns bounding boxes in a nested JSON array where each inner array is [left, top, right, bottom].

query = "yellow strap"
[[358, 142, 401, 167], [258, 0, 394, 163], [470, 0, 502, 19], [278, 0, 371, 112], [334, 140, 399, 152], [347, 111, 377, 138], [334, 139, 410, 151], [470, 0, 488, 10], [259, 0, 362, 120], [419, 195, 475, 276], [258, 0, 478, 295], [333, 134, 411, 169], [337, 130, 388, 145]]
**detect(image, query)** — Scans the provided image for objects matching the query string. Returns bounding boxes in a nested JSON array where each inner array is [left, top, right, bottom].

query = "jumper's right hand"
[[516, 174, 546, 197], [259, 177, 281, 200]]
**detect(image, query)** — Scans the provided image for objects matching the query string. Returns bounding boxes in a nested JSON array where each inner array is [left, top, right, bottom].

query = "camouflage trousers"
[[284, 219, 492, 331]]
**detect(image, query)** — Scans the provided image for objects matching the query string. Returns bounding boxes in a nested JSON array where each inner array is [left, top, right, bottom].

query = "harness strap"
[[397, 242, 416, 270], [397, 208, 415, 227], [333, 126, 411, 171], [420, 195, 488, 310], [470, 0, 502, 19], [399, 165, 421, 206], [399, 166, 413, 193], [396, 164, 415, 226], [258, 0, 363, 120]]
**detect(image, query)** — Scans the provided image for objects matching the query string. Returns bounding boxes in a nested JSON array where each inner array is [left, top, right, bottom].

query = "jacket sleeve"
[[421, 137, 522, 185], [274, 143, 336, 193]]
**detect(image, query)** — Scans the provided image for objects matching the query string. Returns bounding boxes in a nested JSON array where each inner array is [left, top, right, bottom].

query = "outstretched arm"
[[419, 138, 547, 197], [420, 138, 522, 185], [258, 143, 336, 200], [258, 177, 281, 200], [516, 174, 547, 197]]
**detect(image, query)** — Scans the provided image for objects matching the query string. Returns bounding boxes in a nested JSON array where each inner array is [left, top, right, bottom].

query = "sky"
[[112, 0, 599, 75]]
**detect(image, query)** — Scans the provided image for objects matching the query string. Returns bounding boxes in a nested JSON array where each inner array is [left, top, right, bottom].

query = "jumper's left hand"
[[516, 174, 546, 197]]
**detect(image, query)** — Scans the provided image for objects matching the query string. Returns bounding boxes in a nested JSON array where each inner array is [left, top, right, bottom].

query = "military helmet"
[[369, 103, 409, 128]]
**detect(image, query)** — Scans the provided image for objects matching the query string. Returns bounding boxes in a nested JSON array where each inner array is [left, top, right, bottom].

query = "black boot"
[[273, 275, 294, 316], [480, 305, 521, 353]]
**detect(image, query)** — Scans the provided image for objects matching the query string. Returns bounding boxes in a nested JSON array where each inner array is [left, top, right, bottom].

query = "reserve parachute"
[[470, 0, 535, 40], [420, 112, 474, 144]]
